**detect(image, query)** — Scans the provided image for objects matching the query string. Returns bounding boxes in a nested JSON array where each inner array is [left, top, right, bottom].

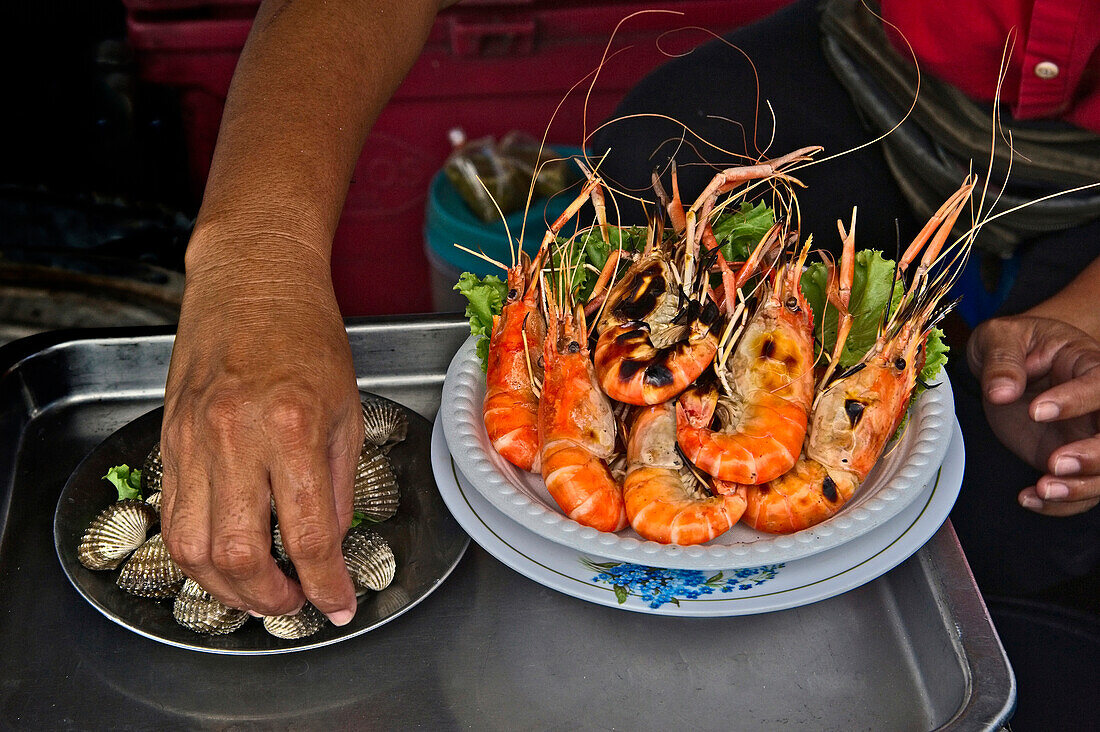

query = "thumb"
[[968, 320, 1029, 404]]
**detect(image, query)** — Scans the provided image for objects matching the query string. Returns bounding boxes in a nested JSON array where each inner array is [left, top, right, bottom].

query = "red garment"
[[880, 0, 1100, 132]]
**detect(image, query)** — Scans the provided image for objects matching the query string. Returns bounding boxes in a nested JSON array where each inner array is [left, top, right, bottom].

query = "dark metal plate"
[[53, 392, 469, 655]]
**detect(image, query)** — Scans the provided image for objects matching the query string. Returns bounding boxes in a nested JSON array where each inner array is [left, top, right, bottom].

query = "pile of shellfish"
[[77, 397, 409, 640]]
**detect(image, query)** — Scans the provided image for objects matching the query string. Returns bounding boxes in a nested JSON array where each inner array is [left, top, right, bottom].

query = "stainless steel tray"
[[0, 315, 1015, 729]]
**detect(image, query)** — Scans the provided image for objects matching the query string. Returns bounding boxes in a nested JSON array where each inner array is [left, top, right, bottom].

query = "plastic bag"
[[443, 129, 575, 223]]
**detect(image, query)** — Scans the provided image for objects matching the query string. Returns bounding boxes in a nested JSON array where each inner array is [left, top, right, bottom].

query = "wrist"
[[1020, 256, 1100, 341], [185, 211, 333, 285]]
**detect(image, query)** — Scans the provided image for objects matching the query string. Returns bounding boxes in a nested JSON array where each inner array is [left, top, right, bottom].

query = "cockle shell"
[[117, 533, 185, 598], [361, 399, 408, 451], [144, 490, 162, 515], [173, 578, 249, 635], [271, 523, 289, 563], [78, 499, 158, 570], [142, 442, 163, 494], [342, 529, 396, 593], [354, 444, 399, 522], [263, 603, 326, 640]]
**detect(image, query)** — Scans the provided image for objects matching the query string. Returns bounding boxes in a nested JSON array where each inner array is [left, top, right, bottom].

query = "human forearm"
[[160, 0, 453, 620], [1024, 254, 1100, 341], [188, 0, 449, 276]]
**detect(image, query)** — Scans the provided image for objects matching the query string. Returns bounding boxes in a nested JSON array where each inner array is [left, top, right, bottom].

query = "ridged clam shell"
[[144, 490, 162, 515], [361, 399, 408, 450], [354, 444, 399, 522], [117, 533, 185, 598], [173, 578, 249, 635], [342, 529, 396, 592], [78, 499, 158, 570], [142, 442, 163, 494], [272, 523, 289, 562], [263, 603, 326, 639]]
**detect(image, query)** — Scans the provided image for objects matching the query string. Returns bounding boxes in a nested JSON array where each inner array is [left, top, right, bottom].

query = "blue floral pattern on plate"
[[582, 558, 785, 609]]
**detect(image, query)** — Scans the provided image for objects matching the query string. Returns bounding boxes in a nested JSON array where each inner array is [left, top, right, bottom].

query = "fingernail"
[[327, 608, 355, 626], [248, 610, 264, 618], [289, 602, 305, 616], [988, 382, 1016, 401], [1042, 482, 1069, 500], [1054, 456, 1081, 476], [1032, 402, 1060, 421], [1020, 494, 1043, 510]]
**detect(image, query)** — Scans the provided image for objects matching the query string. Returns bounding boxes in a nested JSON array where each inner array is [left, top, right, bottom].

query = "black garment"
[[590, 0, 1100, 600]]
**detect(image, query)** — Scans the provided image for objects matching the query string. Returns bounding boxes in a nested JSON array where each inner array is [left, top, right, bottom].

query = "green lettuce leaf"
[[454, 272, 508, 371], [800, 249, 904, 368], [711, 201, 775, 263], [920, 327, 949, 384], [104, 464, 142, 501], [801, 249, 952, 437], [565, 226, 650, 302]]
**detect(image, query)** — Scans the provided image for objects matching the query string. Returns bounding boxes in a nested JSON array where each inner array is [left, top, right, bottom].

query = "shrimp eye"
[[507, 288, 519, 300], [785, 296, 800, 312], [844, 399, 865, 428], [567, 341, 581, 353], [894, 357, 907, 371]]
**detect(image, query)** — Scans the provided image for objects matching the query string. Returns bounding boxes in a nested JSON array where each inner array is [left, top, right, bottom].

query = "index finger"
[[268, 414, 357, 625], [1028, 342, 1100, 422], [208, 453, 305, 615]]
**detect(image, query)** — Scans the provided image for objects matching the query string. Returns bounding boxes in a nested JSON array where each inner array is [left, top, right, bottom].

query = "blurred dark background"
[[2, 1, 194, 260], [0, 1, 193, 343]]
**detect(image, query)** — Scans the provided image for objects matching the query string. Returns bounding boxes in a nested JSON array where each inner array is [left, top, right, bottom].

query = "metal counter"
[[0, 315, 1014, 730]]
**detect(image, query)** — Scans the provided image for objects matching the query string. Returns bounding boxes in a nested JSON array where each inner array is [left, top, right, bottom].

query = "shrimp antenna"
[[453, 243, 508, 273], [470, 169, 519, 267], [783, 0, 921, 177]]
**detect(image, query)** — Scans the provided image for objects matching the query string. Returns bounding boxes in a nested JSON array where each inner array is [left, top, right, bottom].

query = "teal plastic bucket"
[[424, 146, 587, 308]]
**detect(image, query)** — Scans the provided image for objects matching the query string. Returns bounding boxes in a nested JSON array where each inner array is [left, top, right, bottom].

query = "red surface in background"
[[126, 1, 793, 315]]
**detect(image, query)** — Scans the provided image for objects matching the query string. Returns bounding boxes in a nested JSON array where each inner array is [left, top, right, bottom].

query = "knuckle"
[[303, 587, 350, 615], [210, 534, 273, 579], [282, 523, 340, 564], [203, 390, 248, 439], [265, 391, 323, 445], [164, 532, 210, 571]]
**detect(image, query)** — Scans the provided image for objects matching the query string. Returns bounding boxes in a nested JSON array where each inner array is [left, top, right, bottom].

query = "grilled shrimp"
[[593, 167, 722, 405], [592, 148, 818, 406], [624, 402, 746, 545], [742, 179, 976, 533], [483, 179, 599, 471], [593, 251, 722, 406], [676, 239, 816, 484], [539, 296, 628, 533], [483, 253, 545, 471]]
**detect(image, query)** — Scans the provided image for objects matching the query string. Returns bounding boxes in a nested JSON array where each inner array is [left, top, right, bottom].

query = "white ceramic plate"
[[441, 336, 955, 570], [433, 413, 964, 616]]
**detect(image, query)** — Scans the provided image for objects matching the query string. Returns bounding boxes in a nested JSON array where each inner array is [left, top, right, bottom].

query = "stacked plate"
[[435, 337, 964, 617]]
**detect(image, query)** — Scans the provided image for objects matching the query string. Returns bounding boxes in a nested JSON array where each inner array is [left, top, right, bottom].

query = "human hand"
[[160, 245, 362, 624], [967, 315, 1100, 517]]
